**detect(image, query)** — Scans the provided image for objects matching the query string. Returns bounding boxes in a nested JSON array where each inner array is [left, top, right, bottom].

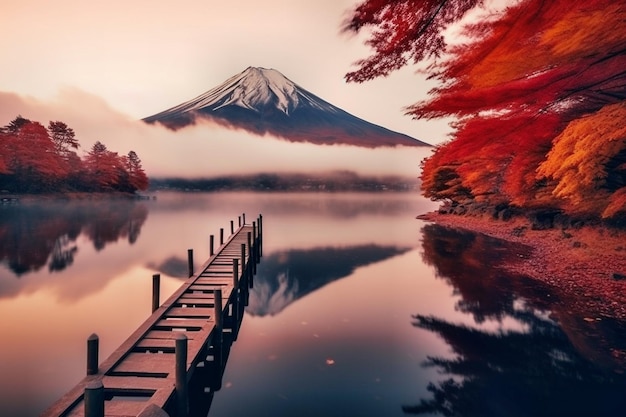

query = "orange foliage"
[[537, 103, 626, 218], [540, 4, 626, 64]]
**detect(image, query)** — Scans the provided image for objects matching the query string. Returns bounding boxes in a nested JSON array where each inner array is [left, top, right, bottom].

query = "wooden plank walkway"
[[41, 215, 263, 417]]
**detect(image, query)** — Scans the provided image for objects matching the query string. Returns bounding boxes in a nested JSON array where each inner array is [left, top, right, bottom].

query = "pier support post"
[[175, 334, 189, 417], [259, 214, 263, 257], [84, 380, 104, 417], [152, 274, 160, 313], [187, 249, 194, 278], [247, 232, 256, 275], [220, 228, 224, 245], [214, 289, 223, 332], [252, 221, 257, 263], [87, 334, 99, 375], [240, 243, 246, 284], [230, 220, 234, 235], [233, 258, 239, 288], [210, 235, 214, 256], [233, 258, 240, 324]]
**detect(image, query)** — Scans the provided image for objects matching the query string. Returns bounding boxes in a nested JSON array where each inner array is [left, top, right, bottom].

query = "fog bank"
[[0, 89, 432, 178]]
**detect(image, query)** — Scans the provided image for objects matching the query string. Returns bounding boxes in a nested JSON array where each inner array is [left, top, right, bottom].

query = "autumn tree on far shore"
[[0, 116, 149, 194], [345, 0, 626, 221], [125, 151, 149, 192]]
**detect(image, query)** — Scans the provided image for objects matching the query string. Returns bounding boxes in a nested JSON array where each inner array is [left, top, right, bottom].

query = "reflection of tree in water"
[[420, 224, 544, 323], [0, 201, 148, 276], [408, 224, 626, 416], [48, 234, 79, 272], [82, 203, 147, 250]]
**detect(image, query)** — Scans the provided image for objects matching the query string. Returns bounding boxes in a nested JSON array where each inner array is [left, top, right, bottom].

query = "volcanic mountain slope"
[[143, 67, 430, 148]]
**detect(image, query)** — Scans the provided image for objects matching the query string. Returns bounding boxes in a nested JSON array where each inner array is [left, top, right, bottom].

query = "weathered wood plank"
[[166, 307, 214, 318], [200, 270, 232, 275], [193, 278, 233, 285], [102, 375, 173, 391], [155, 318, 210, 329], [179, 292, 216, 298], [178, 293, 216, 301], [189, 284, 230, 292], [135, 339, 177, 350], [175, 300, 214, 307], [103, 400, 149, 416], [112, 353, 174, 374], [142, 330, 200, 340]]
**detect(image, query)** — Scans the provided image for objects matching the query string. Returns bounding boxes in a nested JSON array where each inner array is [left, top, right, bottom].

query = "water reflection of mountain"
[[0, 200, 148, 276], [409, 224, 626, 416], [247, 244, 410, 316]]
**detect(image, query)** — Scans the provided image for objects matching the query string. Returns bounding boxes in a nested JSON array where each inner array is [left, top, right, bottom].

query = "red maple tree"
[[345, 0, 626, 220], [0, 117, 149, 193]]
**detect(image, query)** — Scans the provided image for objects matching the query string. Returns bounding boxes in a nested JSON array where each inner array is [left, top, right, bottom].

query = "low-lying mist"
[[0, 88, 432, 180]]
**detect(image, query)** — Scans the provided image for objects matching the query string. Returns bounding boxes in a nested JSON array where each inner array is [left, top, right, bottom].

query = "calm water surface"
[[1, 192, 625, 417]]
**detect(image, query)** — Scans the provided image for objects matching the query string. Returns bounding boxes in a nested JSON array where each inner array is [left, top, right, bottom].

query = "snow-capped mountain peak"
[[143, 67, 430, 148], [157, 67, 336, 117], [224, 67, 298, 114]]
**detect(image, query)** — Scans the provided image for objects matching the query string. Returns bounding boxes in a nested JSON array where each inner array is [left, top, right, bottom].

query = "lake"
[[1, 192, 625, 417]]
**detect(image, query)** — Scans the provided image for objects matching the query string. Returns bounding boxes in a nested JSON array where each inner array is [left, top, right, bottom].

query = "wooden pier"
[[41, 214, 263, 417]]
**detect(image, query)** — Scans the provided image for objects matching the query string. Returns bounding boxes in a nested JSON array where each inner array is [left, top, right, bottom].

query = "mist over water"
[[0, 89, 432, 179]]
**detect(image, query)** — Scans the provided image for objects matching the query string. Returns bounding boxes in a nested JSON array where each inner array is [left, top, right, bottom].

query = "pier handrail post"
[[152, 274, 160, 313], [187, 249, 194, 278], [87, 334, 99, 375], [247, 231, 256, 275], [233, 258, 239, 288], [220, 228, 224, 245], [230, 220, 234, 235], [252, 221, 257, 263], [259, 214, 263, 257], [214, 288, 223, 332], [243, 213, 246, 225], [210, 235, 214, 256], [232, 258, 240, 323], [240, 243, 246, 283], [175, 334, 189, 417], [84, 380, 104, 417], [247, 232, 252, 259], [238, 216, 241, 227]]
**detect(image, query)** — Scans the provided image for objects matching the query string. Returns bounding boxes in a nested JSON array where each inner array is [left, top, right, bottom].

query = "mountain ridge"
[[143, 67, 431, 148]]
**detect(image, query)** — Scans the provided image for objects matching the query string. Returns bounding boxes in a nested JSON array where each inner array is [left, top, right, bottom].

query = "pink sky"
[[1, 0, 454, 145]]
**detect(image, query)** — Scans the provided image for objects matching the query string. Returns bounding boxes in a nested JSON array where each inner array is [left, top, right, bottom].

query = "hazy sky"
[[1, 0, 455, 143]]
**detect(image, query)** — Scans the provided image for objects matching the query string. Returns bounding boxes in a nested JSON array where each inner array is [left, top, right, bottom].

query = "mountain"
[[143, 67, 430, 148]]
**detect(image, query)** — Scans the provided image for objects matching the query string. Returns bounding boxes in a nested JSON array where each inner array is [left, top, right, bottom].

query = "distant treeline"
[[0, 116, 148, 193], [150, 172, 418, 192]]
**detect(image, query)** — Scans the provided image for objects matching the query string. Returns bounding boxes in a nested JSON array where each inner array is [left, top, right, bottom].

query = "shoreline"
[[1, 191, 153, 203], [417, 211, 626, 321]]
